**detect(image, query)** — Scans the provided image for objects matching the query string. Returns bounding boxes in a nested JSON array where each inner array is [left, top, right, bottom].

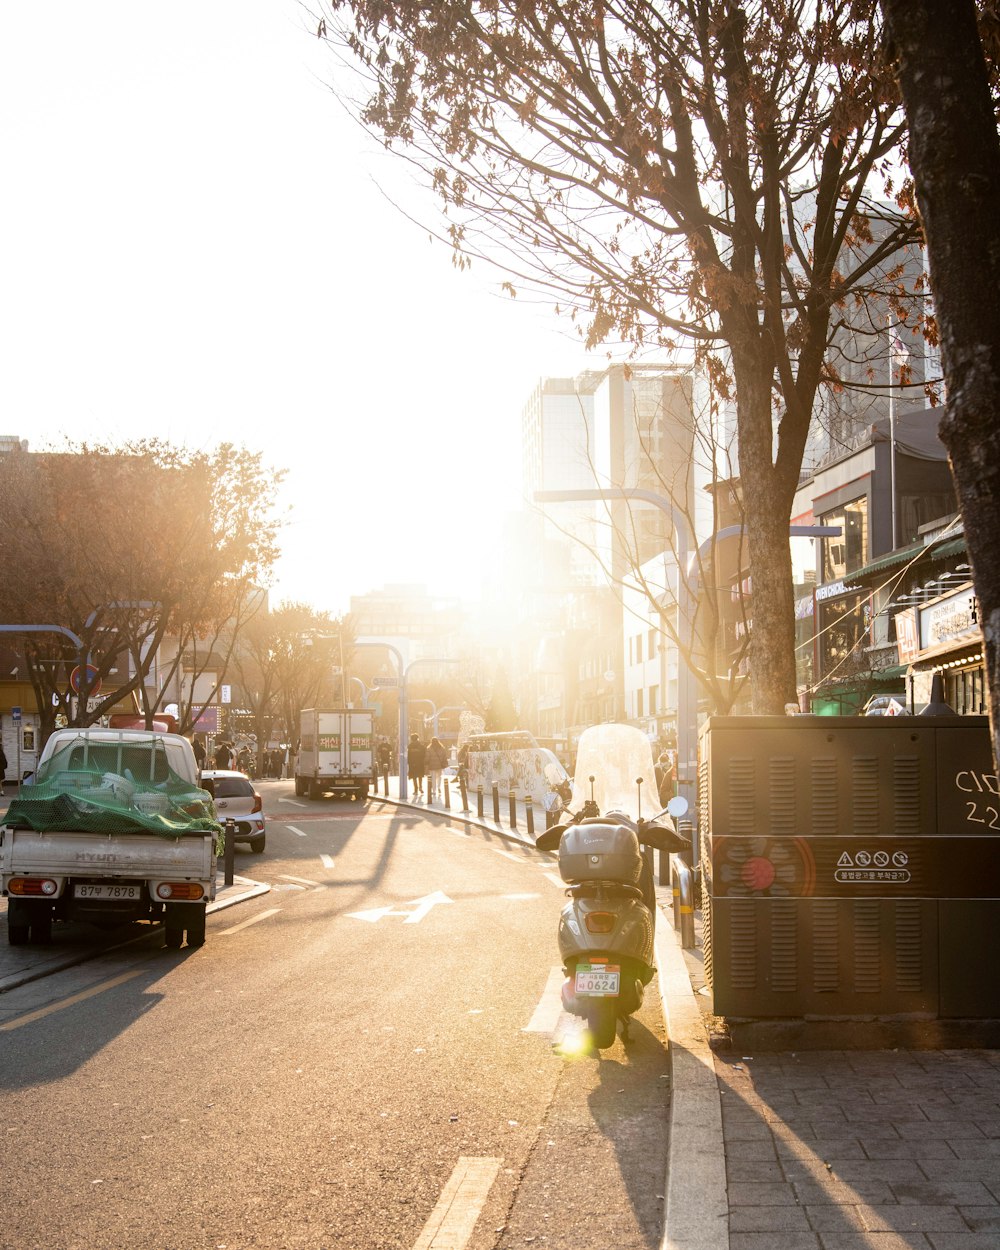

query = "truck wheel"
[[185, 907, 207, 948], [294, 775, 306, 797], [309, 780, 323, 801], [356, 785, 368, 801], [7, 899, 31, 946], [164, 926, 184, 949], [30, 914, 53, 945]]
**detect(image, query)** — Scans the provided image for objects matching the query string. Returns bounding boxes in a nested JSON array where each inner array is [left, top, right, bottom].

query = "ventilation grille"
[[729, 900, 757, 988], [893, 756, 921, 835], [853, 900, 882, 992], [813, 901, 840, 993], [770, 901, 798, 992], [811, 758, 839, 836], [769, 758, 795, 836], [895, 901, 924, 992], [728, 759, 756, 834], [852, 757, 880, 836]]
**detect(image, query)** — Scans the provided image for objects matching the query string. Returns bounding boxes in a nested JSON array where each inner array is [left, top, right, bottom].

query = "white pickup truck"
[[1, 728, 219, 949]]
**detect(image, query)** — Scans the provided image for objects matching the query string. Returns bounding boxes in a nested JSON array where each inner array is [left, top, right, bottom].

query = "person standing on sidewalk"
[[425, 736, 448, 801], [407, 733, 427, 797]]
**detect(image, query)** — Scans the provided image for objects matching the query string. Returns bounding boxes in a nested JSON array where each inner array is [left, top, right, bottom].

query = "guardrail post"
[[492, 783, 500, 823], [443, 778, 451, 810], [224, 818, 236, 887], [508, 786, 517, 830], [460, 776, 470, 812], [525, 796, 534, 838], [477, 785, 484, 819]]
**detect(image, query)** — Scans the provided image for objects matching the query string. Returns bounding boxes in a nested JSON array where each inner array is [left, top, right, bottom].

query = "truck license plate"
[[74, 883, 141, 901], [575, 964, 620, 996]]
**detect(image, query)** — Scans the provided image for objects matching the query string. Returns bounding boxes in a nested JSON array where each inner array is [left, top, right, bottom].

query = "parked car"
[[200, 769, 266, 853]]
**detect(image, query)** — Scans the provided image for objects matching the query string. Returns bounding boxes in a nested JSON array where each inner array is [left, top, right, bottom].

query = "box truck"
[[295, 709, 376, 801]]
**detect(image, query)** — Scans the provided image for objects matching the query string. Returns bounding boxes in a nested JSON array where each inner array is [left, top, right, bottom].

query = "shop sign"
[[919, 588, 980, 651], [816, 580, 861, 602], [894, 607, 919, 664]]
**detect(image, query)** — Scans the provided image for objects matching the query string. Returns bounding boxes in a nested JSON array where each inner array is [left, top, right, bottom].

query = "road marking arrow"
[[346, 891, 453, 925]]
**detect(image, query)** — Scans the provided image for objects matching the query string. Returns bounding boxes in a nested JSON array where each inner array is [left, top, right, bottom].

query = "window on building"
[[648, 628, 656, 658], [636, 633, 643, 664], [822, 496, 869, 582], [636, 689, 644, 717], [649, 685, 659, 715]]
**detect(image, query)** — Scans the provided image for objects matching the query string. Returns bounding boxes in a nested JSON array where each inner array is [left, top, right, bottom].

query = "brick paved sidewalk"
[[717, 1048, 1000, 1250]]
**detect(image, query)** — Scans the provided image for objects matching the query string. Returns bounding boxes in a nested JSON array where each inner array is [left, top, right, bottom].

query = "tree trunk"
[[734, 351, 799, 713], [881, 0, 1000, 766]]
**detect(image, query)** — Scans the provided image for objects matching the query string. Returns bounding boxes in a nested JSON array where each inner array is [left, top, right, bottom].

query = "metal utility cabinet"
[[700, 715, 1000, 1027]]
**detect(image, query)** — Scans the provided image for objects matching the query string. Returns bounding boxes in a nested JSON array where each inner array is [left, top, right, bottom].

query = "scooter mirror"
[[666, 795, 689, 818], [534, 824, 567, 852]]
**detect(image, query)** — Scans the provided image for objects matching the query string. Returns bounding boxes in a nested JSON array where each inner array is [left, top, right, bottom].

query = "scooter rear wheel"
[[585, 999, 618, 1050]]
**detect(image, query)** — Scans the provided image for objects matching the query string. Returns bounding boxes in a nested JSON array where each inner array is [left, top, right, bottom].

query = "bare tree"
[[0, 441, 284, 739], [321, 0, 921, 711]]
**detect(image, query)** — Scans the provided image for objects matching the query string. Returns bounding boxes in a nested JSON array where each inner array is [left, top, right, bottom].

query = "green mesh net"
[[5, 735, 222, 842]]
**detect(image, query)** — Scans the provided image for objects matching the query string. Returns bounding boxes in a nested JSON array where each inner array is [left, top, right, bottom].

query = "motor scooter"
[[535, 723, 690, 1051]]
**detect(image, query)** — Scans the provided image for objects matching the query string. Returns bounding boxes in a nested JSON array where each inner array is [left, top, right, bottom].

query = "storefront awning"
[[850, 533, 966, 581]]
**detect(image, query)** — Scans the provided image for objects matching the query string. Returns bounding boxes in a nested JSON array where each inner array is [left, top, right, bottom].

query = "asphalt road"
[[0, 781, 671, 1250]]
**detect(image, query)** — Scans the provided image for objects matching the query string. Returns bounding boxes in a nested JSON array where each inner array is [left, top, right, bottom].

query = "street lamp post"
[[355, 641, 461, 800]]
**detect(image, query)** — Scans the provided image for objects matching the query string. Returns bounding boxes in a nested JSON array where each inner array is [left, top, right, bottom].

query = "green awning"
[[849, 533, 966, 581]]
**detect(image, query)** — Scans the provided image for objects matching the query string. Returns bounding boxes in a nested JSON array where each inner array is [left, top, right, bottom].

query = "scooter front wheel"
[[585, 998, 618, 1050]]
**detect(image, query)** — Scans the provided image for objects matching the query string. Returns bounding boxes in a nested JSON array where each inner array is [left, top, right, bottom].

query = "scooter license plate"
[[575, 964, 620, 996]]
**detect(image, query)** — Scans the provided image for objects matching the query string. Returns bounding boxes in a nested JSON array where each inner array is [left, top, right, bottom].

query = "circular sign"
[[70, 664, 102, 695]]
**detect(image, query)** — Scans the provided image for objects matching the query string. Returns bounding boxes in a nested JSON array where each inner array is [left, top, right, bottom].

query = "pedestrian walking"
[[192, 736, 207, 773], [655, 751, 675, 807], [407, 733, 427, 797], [425, 736, 448, 801], [214, 740, 232, 770]]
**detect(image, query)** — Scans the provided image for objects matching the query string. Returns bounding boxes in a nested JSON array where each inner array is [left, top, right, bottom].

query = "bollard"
[[477, 785, 484, 819], [492, 783, 500, 823], [525, 796, 534, 838], [508, 787, 517, 830], [224, 818, 236, 887], [382, 766, 389, 796], [443, 778, 451, 810], [460, 776, 470, 813]]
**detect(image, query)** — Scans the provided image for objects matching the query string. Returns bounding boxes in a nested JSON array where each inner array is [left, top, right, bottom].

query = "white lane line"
[[501, 893, 541, 900], [278, 874, 320, 887], [0, 970, 141, 1032], [411, 1155, 502, 1250], [217, 907, 282, 935], [285, 825, 309, 838], [543, 872, 566, 889], [320, 854, 336, 869], [492, 848, 530, 862], [279, 798, 308, 807], [523, 966, 567, 1034]]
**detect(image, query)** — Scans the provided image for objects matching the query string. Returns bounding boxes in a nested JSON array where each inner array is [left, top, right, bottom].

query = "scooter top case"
[[558, 819, 643, 886]]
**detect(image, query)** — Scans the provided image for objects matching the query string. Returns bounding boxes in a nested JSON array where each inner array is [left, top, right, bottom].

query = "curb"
[[654, 917, 728, 1250]]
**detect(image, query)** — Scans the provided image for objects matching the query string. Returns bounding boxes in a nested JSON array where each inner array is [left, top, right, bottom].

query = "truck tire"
[[356, 784, 368, 801], [294, 775, 306, 797], [164, 925, 184, 949], [186, 906, 207, 948], [7, 899, 30, 946], [309, 779, 323, 801]]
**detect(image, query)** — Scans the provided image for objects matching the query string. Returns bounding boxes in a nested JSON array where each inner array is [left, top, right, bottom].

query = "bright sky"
[[1, 2, 602, 617]]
